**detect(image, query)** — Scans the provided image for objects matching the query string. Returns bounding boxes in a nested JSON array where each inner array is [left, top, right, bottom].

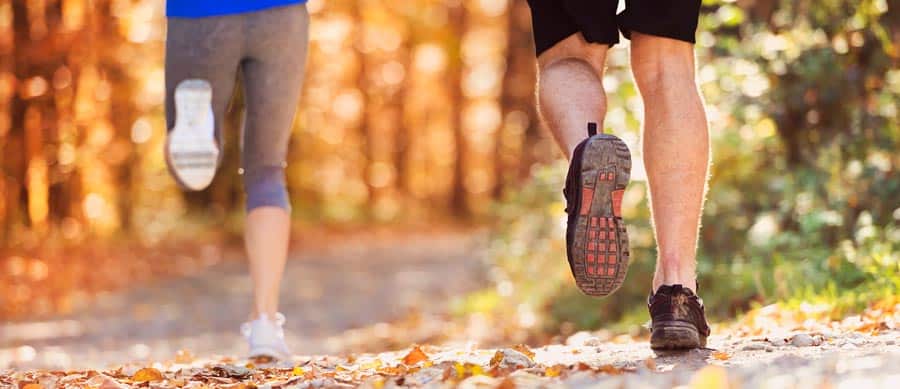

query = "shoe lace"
[[241, 312, 287, 339]]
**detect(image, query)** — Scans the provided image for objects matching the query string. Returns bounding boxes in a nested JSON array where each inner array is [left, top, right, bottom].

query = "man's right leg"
[[534, 32, 633, 297], [537, 34, 609, 158]]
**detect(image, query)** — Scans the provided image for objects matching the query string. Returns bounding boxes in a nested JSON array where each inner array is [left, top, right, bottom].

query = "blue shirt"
[[167, 0, 307, 18]]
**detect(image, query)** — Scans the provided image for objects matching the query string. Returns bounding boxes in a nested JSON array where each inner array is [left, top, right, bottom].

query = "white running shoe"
[[166, 79, 219, 191], [241, 313, 291, 361]]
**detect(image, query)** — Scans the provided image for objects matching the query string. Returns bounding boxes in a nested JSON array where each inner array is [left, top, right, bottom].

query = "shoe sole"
[[569, 134, 631, 297], [650, 321, 707, 350], [249, 346, 290, 362], [166, 79, 219, 191]]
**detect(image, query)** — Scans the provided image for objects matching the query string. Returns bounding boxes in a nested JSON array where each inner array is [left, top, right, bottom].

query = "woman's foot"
[[241, 313, 291, 361], [166, 79, 220, 191]]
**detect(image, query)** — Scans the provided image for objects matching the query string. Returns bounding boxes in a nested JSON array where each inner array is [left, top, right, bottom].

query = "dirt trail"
[[4, 232, 900, 387], [1, 231, 489, 370]]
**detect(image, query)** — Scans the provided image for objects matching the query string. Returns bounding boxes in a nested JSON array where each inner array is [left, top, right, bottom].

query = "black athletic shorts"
[[526, 0, 702, 56]]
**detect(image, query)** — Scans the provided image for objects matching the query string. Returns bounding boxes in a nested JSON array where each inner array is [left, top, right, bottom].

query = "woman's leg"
[[164, 15, 242, 178], [240, 3, 310, 322]]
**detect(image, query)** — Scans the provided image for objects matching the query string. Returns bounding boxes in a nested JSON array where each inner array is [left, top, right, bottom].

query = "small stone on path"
[[790, 334, 820, 347]]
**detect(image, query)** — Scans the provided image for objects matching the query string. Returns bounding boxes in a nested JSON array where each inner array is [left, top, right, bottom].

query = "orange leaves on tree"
[[402, 345, 430, 366], [131, 367, 164, 382]]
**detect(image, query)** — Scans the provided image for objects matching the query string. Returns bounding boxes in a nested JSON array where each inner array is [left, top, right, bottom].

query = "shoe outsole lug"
[[650, 321, 707, 350]]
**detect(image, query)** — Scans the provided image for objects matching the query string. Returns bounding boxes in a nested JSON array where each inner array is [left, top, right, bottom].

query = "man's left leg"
[[630, 34, 711, 349]]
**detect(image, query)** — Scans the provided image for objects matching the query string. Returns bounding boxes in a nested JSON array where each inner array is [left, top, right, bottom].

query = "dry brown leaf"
[[402, 345, 430, 366], [22, 384, 43, 389], [596, 365, 624, 375], [544, 365, 564, 378], [576, 362, 592, 371], [511, 344, 535, 360], [712, 351, 731, 361], [131, 367, 164, 382], [489, 351, 504, 368], [644, 358, 657, 370]]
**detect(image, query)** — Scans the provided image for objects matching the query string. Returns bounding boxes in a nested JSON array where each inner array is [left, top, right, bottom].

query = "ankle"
[[653, 261, 697, 292]]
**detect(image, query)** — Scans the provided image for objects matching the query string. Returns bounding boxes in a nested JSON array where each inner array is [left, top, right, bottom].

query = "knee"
[[244, 165, 290, 212], [539, 57, 602, 86], [631, 51, 697, 94], [537, 34, 607, 74]]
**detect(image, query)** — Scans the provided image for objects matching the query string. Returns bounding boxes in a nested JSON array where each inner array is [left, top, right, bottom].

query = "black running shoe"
[[563, 123, 632, 297], [648, 284, 711, 350]]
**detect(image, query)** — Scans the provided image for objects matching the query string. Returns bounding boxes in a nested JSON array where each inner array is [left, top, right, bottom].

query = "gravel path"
[[4, 231, 900, 387], [0, 231, 489, 370]]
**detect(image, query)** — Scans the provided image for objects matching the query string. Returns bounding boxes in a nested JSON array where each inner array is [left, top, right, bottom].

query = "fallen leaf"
[[210, 365, 251, 379], [360, 359, 383, 370], [544, 365, 563, 377], [489, 351, 504, 368], [402, 346, 430, 366], [131, 367, 164, 382], [712, 351, 731, 361], [452, 362, 485, 379], [245, 362, 256, 369], [596, 365, 624, 375], [22, 384, 43, 389], [689, 365, 730, 389], [644, 358, 657, 370], [511, 344, 535, 360]]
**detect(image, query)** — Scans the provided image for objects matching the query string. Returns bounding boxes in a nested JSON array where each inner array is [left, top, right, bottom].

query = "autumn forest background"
[[1, 0, 899, 343]]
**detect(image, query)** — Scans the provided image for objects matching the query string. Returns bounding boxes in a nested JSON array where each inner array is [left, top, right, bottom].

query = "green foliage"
[[471, 0, 900, 333]]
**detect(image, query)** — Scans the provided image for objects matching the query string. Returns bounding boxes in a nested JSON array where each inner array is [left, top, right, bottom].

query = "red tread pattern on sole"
[[580, 188, 594, 216], [611, 189, 625, 218]]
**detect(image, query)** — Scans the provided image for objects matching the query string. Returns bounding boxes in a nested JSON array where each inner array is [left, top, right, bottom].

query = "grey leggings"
[[165, 3, 309, 211]]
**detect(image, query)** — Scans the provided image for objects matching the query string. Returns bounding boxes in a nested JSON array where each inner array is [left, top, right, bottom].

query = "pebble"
[[767, 337, 789, 347], [791, 334, 820, 347], [566, 331, 600, 347]]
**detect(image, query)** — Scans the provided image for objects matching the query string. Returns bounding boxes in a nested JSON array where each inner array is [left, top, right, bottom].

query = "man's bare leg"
[[537, 33, 609, 157], [630, 32, 709, 292]]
